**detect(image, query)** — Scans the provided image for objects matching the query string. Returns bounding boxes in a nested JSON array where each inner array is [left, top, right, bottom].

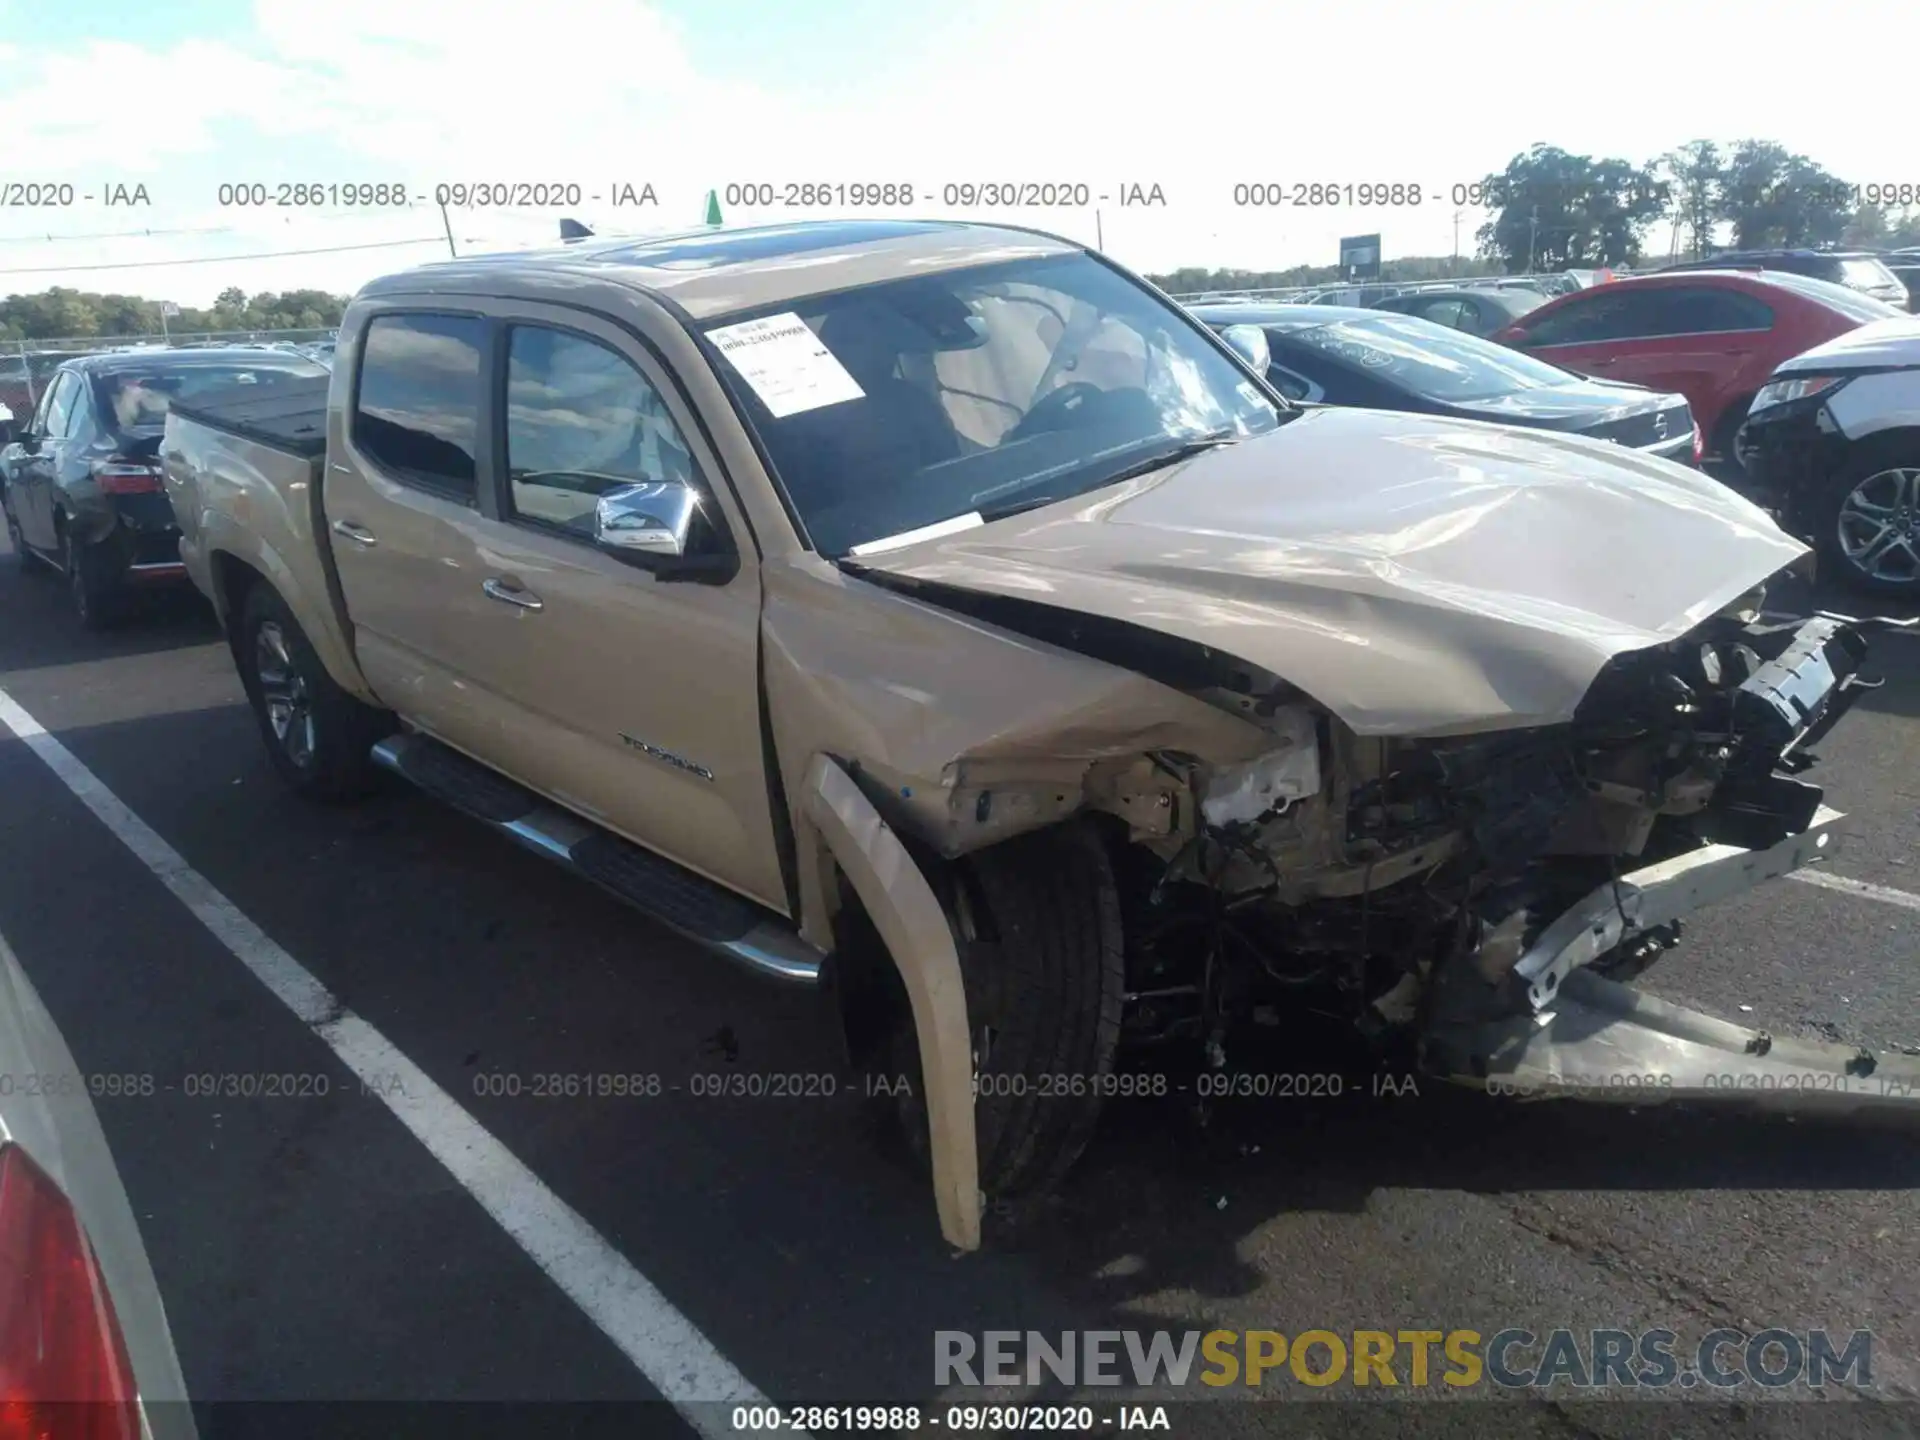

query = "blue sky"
[[0, 0, 1909, 308]]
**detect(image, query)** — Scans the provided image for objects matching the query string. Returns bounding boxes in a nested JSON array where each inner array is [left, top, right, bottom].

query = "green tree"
[[1716, 141, 1853, 248], [1476, 145, 1669, 271], [1661, 141, 1723, 260]]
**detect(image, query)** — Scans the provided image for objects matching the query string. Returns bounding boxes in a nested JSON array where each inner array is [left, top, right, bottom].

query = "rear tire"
[[876, 822, 1126, 1200], [1813, 437, 1920, 596], [63, 527, 125, 629], [3, 497, 35, 575], [1710, 399, 1755, 480], [236, 584, 392, 799]]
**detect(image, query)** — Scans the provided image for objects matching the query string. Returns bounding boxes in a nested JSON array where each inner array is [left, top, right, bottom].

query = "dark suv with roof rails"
[[1659, 250, 1907, 307]]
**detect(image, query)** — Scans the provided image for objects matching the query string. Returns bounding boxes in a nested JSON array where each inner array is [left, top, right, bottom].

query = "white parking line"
[[0, 685, 771, 1438], [1791, 867, 1920, 913]]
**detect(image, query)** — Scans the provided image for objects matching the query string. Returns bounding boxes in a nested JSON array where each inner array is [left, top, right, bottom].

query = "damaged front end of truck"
[[812, 564, 1920, 1140]]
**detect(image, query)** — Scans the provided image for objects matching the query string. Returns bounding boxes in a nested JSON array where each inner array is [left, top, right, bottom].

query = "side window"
[[36, 373, 76, 437], [1524, 292, 1645, 345], [1264, 363, 1323, 403], [503, 325, 697, 538], [1417, 299, 1469, 329], [1643, 287, 1774, 335], [352, 313, 485, 501]]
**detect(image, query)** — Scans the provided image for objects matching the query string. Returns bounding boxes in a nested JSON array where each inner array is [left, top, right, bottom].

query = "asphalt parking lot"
[[1, 530, 1917, 1440]]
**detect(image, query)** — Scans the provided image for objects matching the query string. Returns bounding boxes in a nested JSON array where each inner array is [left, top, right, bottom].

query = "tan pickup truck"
[[160, 220, 1920, 1249]]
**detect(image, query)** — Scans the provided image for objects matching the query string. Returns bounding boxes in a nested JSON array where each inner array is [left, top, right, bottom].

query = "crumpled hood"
[[1774, 314, 1920, 374], [850, 408, 1807, 736]]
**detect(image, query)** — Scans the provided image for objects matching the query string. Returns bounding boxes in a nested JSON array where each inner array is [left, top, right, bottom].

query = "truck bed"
[[166, 373, 331, 459]]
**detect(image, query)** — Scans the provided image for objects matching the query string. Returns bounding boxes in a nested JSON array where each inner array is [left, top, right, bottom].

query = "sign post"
[[1338, 233, 1382, 281]]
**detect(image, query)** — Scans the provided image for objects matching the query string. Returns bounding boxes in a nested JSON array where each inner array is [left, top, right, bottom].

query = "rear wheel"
[[1710, 399, 1755, 480], [875, 822, 1126, 1201], [236, 584, 391, 799], [62, 526, 125, 629], [1815, 439, 1920, 595], [3, 497, 34, 574]]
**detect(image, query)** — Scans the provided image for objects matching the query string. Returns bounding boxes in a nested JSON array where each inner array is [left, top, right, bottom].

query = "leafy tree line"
[[1151, 139, 1920, 288], [1474, 140, 1920, 271], [0, 285, 348, 343]]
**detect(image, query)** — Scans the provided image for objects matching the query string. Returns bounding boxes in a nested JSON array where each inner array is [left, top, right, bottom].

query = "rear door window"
[[1638, 287, 1774, 336], [1414, 298, 1469, 329], [1519, 292, 1643, 345], [351, 313, 486, 502], [35, 372, 78, 437]]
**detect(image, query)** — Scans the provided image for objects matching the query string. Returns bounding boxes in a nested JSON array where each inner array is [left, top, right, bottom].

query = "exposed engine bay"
[[1114, 594, 1899, 1062], [878, 572, 1899, 1072]]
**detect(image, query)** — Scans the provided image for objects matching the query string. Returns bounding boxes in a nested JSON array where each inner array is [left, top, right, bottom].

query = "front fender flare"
[[798, 754, 981, 1251]]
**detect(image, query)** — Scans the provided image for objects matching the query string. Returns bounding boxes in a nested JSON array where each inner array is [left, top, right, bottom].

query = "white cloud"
[[0, 0, 1912, 305]]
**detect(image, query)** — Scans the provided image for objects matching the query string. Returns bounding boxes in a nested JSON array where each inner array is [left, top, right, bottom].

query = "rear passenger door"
[[1572, 287, 1773, 412], [14, 372, 80, 549], [321, 309, 506, 753]]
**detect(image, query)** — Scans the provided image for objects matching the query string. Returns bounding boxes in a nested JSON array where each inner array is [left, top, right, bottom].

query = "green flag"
[[704, 189, 722, 226]]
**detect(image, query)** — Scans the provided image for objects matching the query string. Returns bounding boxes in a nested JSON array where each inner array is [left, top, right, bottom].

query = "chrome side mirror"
[[593, 480, 698, 559], [1219, 324, 1271, 376]]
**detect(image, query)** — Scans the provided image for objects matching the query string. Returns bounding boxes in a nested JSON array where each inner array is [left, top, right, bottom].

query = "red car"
[[1491, 271, 1902, 471]]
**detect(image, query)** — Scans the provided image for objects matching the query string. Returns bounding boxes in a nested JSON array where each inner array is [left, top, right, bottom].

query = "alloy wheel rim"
[[254, 621, 316, 767], [1837, 467, 1920, 584]]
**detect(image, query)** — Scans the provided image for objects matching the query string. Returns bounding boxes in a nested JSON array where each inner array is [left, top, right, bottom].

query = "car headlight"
[[1750, 375, 1845, 413]]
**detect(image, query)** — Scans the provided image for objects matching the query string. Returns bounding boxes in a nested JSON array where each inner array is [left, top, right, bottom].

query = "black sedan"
[[1, 347, 327, 627], [1191, 304, 1699, 464]]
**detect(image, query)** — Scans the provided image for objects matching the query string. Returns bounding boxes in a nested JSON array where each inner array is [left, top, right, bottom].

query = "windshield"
[[1841, 257, 1901, 291], [93, 358, 329, 432], [1286, 313, 1578, 401], [703, 253, 1283, 557], [1760, 270, 1907, 322]]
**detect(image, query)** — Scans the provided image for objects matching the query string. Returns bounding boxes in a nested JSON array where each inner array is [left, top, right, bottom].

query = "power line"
[[0, 224, 246, 246], [0, 236, 453, 276]]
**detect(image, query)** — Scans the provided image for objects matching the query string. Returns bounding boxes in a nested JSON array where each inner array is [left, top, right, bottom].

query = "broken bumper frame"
[[1426, 609, 1920, 1116]]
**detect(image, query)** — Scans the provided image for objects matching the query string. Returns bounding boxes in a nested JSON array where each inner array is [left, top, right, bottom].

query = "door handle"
[[482, 577, 543, 611], [331, 519, 378, 547]]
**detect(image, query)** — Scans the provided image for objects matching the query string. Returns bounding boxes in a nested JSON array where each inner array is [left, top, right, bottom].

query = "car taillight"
[[1692, 426, 1704, 462], [0, 1143, 141, 1439], [91, 462, 162, 496]]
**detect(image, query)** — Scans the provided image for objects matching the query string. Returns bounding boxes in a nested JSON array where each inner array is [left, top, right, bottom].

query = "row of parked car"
[[2, 222, 1914, 1364], [3, 244, 1918, 646], [1186, 263, 1920, 594], [1191, 247, 1920, 321]]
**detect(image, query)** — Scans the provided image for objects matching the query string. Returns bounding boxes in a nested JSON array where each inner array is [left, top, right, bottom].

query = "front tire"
[[878, 823, 1126, 1200], [236, 584, 391, 799], [1814, 438, 1920, 596]]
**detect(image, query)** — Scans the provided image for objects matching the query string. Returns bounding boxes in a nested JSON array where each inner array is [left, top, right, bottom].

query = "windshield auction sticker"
[[706, 312, 865, 417]]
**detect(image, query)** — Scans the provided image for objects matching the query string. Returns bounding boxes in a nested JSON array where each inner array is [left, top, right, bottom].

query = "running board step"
[[369, 734, 821, 985]]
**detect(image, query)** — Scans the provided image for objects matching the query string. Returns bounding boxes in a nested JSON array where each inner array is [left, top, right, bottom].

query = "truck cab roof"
[[359, 219, 1083, 321]]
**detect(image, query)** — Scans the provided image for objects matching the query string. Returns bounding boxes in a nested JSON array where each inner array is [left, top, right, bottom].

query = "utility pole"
[[1095, 208, 1104, 251], [439, 200, 459, 258], [1526, 204, 1539, 274], [1451, 208, 1462, 275]]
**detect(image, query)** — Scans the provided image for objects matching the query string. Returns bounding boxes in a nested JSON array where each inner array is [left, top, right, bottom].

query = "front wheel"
[[1815, 441, 1920, 596], [236, 584, 391, 799], [877, 823, 1126, 1201]]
